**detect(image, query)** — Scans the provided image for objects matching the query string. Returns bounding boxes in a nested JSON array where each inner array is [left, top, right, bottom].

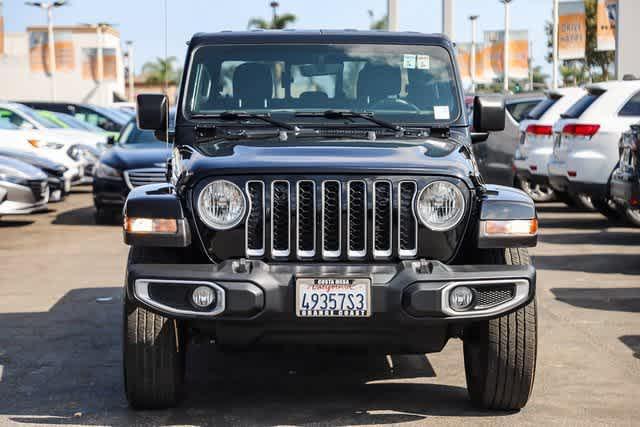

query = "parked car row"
[[472, 80, 640, 227], [0, 100, 130, 217]]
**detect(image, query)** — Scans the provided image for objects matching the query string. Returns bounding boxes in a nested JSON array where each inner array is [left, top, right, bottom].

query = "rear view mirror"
[[106, 135, 116, 145], [473, 95, 505, 133], [137, 94, 168, 133]]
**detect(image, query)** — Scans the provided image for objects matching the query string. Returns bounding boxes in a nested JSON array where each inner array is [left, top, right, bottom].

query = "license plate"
[[296, 278, 371, 317]]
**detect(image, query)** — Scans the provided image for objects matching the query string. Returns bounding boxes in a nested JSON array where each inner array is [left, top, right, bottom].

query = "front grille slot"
[[296, 181, 316, 258], [322, 181, 341, 258], [243, 178, 426, 260], [373, 181, 392, 258], [398, 181, 418, 257], [124, 168, 167, 189], [347, 181, 367, 258], [246, 181, 265, 256], [271, 181, 290, 257]]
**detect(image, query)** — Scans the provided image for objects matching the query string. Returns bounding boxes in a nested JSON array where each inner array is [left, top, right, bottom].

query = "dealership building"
[[0, 23, 125, 106]]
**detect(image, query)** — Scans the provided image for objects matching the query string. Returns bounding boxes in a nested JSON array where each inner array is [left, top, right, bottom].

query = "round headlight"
[[416, 181, 465, 231], [197, 180, 246, 230]]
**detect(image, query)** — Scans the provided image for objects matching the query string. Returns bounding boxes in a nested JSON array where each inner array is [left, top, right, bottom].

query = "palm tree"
[[247, 2, 296, 29], [368, 10, 388, 30], [141, 57, 179, 85]]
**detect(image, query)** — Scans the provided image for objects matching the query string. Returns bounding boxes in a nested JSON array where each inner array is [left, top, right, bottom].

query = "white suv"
[[548, 80, 640, 217], [514, 87, 585, 202]]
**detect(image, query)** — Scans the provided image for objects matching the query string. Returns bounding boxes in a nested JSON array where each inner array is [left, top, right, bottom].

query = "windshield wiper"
[[195, 111, 299, 131], [295, 110, 405, 133]]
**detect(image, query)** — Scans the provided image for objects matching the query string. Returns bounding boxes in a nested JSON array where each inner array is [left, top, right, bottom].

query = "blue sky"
[[5, 0, 553, 77]]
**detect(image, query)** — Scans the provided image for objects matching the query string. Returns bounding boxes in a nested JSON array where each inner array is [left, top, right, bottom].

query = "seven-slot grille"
[[245, 179, 419, 260], [124, 168, 167, 189]]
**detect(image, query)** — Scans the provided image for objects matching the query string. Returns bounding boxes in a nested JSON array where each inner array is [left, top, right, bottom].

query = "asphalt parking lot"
[[0, 188, 639, 426]]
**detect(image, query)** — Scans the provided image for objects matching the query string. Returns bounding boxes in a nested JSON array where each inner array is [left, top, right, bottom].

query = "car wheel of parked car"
[[624, 207, 640, 227], [123, 247, 186, 409], [518, 179, 556, 203], [591, 197, 624, 221], [463, 247, 537, 410]]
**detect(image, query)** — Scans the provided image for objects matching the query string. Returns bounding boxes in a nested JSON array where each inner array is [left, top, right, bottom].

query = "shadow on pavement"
[[619, 336, 640, 360], [0, 288, 500, 426], [550, 287, 640, 313], [0, 219, 34, 227], [534, 254, 640, 275], [538, 231, 640, 246], [51, 207, 121, 226], [535, 204, 592, 214], [537, 216, 612, 230]]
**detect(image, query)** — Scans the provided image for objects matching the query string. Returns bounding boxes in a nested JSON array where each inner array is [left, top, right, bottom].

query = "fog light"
[[449, 286, 474, 311], [191, 286, 216, 308]]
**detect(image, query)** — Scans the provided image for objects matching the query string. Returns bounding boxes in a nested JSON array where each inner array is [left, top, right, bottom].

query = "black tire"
[[463, 248, 537, 410], [517, 178, 556, 203], [625, 206, 640, 227], [123, 247, 185, 409], [95, 206, 120, 225], [591, 197, 624, 221]]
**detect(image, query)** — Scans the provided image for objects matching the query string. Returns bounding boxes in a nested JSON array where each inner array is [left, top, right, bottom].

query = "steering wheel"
[[369, 98, 421, 112]]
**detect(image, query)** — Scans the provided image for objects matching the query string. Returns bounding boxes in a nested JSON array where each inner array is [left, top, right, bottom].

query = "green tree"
[[546, 0, 615, 83], [247, 12, 297, 29], [368, 10, 388, 30], [141, 57, 180, 85]]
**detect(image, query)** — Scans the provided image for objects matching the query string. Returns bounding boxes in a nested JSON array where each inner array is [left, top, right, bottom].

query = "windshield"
[[0, 119, 18, 130], [90, 105, 129, 126], [185, 43, 461, 126], [119, 120, 164, 144], [54, 112, 104, 132], [15, 105, 63, 129]]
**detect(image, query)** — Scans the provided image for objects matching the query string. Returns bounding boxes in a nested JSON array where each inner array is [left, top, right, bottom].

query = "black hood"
[[184, 137, 475, 186], [0, 149, 67, 177], [100, 143, 171, 170]]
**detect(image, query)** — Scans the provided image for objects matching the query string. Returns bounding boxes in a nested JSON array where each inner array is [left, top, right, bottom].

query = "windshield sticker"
[[403, 54, 416, 69], [417, 55, 430, 70], [434, 106, 450, 120]]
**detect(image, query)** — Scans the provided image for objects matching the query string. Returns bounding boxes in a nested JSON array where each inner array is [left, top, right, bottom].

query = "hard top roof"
[[189, 29, 454, 48]]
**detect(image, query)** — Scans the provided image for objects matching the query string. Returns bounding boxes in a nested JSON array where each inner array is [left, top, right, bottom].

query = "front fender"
[[123, 183, 191, 247], [477, 184, 537, 248]]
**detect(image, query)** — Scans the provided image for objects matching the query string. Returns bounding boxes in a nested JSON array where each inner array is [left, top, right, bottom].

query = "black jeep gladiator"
[[123, 30, 538, 411]]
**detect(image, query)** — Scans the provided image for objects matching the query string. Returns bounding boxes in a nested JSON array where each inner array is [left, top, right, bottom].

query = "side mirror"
[[137, 94, 168, 135], [473, 95, 505, 133], [470, 132, 490, 143], [106, 135, 116, 145]]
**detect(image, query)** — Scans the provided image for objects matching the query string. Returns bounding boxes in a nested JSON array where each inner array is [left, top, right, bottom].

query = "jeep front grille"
[[244, 178, 419, 260], [124, 168, 167, 190]]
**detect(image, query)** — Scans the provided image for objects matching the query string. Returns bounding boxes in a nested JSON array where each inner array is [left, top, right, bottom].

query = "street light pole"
[[387, 0, 398, 31], [552, 0, 559, 89], [270, 1, 279, 24], [469, 15, 478, 93], [126, 40, 134, 103], [25, 1, 67, 101], [500, 0, 513, 93]]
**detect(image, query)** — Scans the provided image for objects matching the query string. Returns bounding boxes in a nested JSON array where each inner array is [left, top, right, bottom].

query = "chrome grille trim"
[[270, 180, 291, 258], [245, 180, 265, 257], [398, 180, 418, 258], [347, 180, 367, 259], [123, 168, 167, 190], [372, 180, 392, 259], [296, 180, 316, 259], [321, 180, 342, 259]]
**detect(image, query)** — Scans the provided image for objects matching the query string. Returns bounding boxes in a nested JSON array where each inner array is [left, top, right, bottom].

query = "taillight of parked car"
[[526, 124, 553, 136], [562, 123, 600, 137]]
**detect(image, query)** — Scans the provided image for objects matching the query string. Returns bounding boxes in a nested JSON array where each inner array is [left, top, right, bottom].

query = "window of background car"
[[185, 43, 460, 125], [119, 121, 163, 144], [526, 97, 557, 120], [619, 91, 640, 117], [506, 99, 541, 123], [562, 93, 601, 119]]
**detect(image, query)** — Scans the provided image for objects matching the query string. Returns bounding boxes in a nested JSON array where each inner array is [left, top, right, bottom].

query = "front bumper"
[[126, 259, 536, 351], [0, 181, 49, 215]]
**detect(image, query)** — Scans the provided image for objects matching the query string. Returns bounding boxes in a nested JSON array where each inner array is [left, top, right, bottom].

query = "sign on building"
[[596, 0, 617, 51], [29, 31, 75, 73], [558, 1, 586, 60]]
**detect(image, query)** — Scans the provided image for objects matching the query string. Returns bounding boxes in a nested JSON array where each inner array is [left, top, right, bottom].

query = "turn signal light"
[[562, 123, 600, 137], [525, 124, 553, 135], [483, 219, 538, 236], [124, 217, 178, 234], [28, 139, 41, 148]]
